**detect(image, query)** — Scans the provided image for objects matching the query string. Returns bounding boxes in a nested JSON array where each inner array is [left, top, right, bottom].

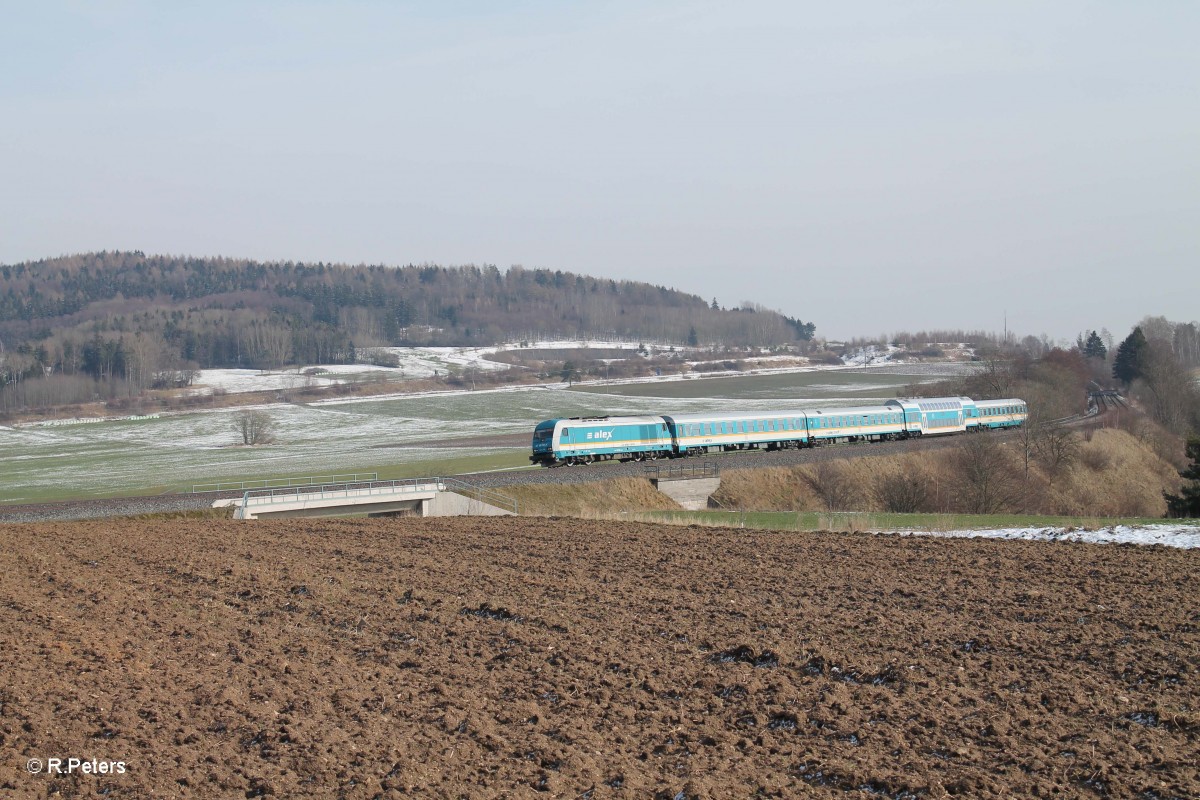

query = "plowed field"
[[1, 518, 1197, 798]]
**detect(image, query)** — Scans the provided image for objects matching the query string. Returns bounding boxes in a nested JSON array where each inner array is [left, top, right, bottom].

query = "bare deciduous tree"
[[234, 410, 275, 445], [977, 359, 1015, 398], [874, 466, 930, 513], [952, 434, 1021, 514], [1034, 426, 1080, 487], [806, 461, 855, 511], [1134, 340, 1199, 436]]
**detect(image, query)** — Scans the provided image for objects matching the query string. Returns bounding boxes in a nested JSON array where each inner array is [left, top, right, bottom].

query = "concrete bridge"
[[645, 462, 721, 510], [215, 477, 516, 520]]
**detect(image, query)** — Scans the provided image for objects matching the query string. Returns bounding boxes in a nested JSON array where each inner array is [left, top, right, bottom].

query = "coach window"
[[561, 428, 569, 439]]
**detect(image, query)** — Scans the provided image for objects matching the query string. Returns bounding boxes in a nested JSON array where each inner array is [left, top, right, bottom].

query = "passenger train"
[[530, 396, 1027, 467]]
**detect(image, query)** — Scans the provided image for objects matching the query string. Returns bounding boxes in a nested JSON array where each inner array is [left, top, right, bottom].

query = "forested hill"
[[0, 252, 814, 371]]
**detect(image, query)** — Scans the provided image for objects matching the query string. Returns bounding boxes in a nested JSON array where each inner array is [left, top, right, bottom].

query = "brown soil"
[[1, 518, 1196, 799]]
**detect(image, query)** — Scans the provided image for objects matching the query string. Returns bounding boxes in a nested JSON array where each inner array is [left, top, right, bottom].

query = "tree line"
[[0, 251, 815, 413]]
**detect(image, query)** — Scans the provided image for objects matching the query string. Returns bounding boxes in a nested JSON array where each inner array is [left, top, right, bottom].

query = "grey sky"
[[2, 1, 1196, 341]]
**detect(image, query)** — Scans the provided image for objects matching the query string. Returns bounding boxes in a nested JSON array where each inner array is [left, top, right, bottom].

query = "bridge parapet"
[[224, 477, 518, 520]]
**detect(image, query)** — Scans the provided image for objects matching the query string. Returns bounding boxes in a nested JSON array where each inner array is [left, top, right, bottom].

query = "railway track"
[[0, 429, 1008, 523], [1, 392, 1128, 523]]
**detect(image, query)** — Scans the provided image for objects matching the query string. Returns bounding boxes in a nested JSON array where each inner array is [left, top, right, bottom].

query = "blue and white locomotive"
[[530, 396, 1027, 467]]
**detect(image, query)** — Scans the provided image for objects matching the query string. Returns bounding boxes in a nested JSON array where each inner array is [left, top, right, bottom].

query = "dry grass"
[[508, 477, 681, 517], [1046, 428, 1180, 517], [709, 429, 1182, 519], [709, 466, 817, 511], [710, 454, 943, 514]]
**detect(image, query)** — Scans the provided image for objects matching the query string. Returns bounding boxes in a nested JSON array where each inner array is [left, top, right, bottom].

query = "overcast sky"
[[2, 1, 1196, 341]]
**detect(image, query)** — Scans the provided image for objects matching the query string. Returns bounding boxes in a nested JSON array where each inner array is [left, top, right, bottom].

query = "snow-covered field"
[[181, 342, 658, 396], [894, 524, 1200, 549], [3, 378, 872, 502], [186, 340, 957, 396], [0, 341, 981, 503]]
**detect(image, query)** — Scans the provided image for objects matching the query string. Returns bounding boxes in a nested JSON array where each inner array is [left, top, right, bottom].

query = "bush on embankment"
[[710, 427, 1180, 518]]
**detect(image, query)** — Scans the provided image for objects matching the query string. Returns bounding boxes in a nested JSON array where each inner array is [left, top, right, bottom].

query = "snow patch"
[[189, 341, 652, 395], [892, 525, 1200, 549], [842, 345, 896, 366]]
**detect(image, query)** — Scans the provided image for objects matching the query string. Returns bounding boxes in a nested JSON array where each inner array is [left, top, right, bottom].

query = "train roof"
[[973, 397, 1026, 407], [662, 409, 812, 424], [911, 396, 966, 411], [555, 415, 665, 426], [805, 403, 899, 416]]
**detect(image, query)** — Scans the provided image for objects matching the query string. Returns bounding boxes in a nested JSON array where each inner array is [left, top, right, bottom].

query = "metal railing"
[[240, 477, 442, 509], [191, 473, 379, 494], [644, 461, 719, 481]]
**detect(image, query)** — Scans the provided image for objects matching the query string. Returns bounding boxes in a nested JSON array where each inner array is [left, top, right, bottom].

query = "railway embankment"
[[0, 408, 1182, 524]]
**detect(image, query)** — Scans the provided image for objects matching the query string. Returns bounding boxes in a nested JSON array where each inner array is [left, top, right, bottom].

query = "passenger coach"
[[970, 398, 1028, 429], [806, 403, 908, 444], [662, 410, 810, 455]]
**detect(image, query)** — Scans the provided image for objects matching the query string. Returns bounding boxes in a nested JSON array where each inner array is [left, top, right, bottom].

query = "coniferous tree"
[[1083, 330, 1107, 360], [1112, 327, 1148, 385], [1164, 437, 1200, 518]]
